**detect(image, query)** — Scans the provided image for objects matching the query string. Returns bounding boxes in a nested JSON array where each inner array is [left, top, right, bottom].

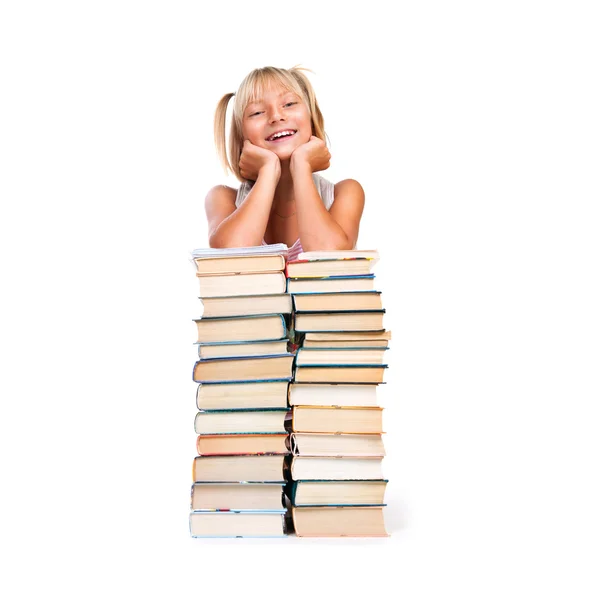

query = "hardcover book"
[[192, 354, 294, 383], [290, 432, 386, 457], [191, 482, 286, 511], [286, 479, 388, 507], [196, 381, 289, 410], [293, 365, 387, 384], [197, 434, 290, 455], [197, 272, 286, 297], [194, 409, 290, 435], [286, 258, 377, 278], [197, 339, 290, 360], [192, 455, 288, 483], [287, 275, 375, 294], [295, 347, 388, 366], [190, 511, 287, 538], [292, 406, 384, 434], [290, 456, 384, 480], [288, 383, 379, 407], [198, 294, 292, 319], [292, 506, 388, 537], [194, 314, 288, 343], [294, 311, 385, 332], [193, 254, 286, 275], [292, 291, 382, 312]]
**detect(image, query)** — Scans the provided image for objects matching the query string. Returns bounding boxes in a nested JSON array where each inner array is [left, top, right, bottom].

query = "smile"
[[266, 129, 297, 142]]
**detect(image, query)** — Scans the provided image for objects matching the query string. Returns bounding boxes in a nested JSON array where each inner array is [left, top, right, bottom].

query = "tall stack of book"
[[285, 250, 390, 537], [189, 244, 294, 538]]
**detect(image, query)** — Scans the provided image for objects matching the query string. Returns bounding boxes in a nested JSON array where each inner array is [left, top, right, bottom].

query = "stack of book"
[[189, 244, 294, 538], [285, 250, 390, 537]]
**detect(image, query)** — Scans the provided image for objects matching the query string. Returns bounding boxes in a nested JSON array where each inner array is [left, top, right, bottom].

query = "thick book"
[[295, 347, 388, 366], [191, 482, 286, 511], [292, 506, 388, 537], [194, 314, 288, 344], [197, 434, 290, 455], [290, 433, 386, 457], [194, 409, 290, 435], [294, 311, 385, 332], [286, 258, 377, 278], [192, 455, 287, 483], [290, 456, 384, 480], [288, 383, 379, 407], [294, 365, 387, 384], [197, 381, 289, 410], [287, 275, 375, 294], [197, 272, 286, 298], [292, 406, 384, 434], [286, 479, 388, 507], [192, 354, 294, 383], [197, 339, 289, 360], [302, 339, 389, 348], [292, 291, 382, 312], [190, 511, 287, 538], [193, 254, 286, 275], [198, 293, 292, 319]]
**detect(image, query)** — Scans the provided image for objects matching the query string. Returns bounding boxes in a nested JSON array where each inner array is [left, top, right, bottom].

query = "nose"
[[269, 105, 285, 124]]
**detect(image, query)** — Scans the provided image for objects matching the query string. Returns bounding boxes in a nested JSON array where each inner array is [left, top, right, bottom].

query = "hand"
[[290, 136, 331, 173], [239, 140, 280, 182]]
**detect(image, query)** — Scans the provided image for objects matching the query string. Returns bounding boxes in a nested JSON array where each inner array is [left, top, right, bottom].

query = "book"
[[192, 243, 288, 259], [197, 381, 289, 410], [292, 506, 388, 537], [286, 480, 388, 507], [286, 258, 377, 278], [194, 409, 290, 435], [302, 340, 389, 348], [197, 272, 286, 297], [292, 406, 384, 434], [197, 434, 290, 455], [290, 433, 386, 457], [198, 294, 292, 318], [197, 339, 289, 360], [190, 511, 287, 538], [288, 383, 379, 407], [192, 354, 294, 383], [296, 250, 380, 262], [304, 330, 391, 342], [192, 455, 287, 482], [293, 365, 387, 384], [290, 456, 384, 480], [193, 254, 286, 275], [287, 275, 375, 294], [191, 482, 286, 511], [295, 347, 388, 366], [294, 311, 385, 332], [194, 314, 288, 343], [292, 291, 382, 312]]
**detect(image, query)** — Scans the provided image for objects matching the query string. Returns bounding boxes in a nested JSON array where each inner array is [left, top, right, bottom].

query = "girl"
[[205, 66, 365, 260]]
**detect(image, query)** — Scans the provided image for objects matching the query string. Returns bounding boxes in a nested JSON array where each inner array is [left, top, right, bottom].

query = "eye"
[[249, 111, 263, 117], [285, 102, 297, 107]]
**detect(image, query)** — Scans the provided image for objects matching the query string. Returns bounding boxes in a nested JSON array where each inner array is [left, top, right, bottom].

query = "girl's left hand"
[[290, 136, 331, 172]]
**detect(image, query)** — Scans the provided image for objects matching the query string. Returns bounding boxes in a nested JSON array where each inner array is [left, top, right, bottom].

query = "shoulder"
[[333, 178, 365, 209], [205, 184, 238, 207], [205, 185, 239, 225]]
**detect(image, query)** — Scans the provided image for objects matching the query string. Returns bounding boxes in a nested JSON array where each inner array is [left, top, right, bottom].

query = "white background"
[[1, 1, 590, 597]]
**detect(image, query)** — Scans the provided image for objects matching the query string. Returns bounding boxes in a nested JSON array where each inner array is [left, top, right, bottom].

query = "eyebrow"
[[247, 90, 294, 107]]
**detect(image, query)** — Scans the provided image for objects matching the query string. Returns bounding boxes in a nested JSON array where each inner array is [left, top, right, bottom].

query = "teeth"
[[269, 130, 294, 141]]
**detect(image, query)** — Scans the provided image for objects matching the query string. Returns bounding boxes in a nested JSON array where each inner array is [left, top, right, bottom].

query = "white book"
[[191, 244, 288, 259]]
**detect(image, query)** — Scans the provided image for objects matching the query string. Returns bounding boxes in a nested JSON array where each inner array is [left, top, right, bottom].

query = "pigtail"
[[213, 92, 235, 175]]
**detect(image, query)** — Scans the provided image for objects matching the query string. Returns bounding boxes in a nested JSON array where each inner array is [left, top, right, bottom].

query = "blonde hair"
[[213, 66, 327, 182]]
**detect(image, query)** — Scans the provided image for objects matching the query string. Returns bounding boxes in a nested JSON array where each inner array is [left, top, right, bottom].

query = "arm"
[[291, 158, 365, 251], [205, 167, 280, 249]]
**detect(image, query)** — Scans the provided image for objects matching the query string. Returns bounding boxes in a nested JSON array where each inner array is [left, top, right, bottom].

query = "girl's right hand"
[[239, 140, 280, 182]]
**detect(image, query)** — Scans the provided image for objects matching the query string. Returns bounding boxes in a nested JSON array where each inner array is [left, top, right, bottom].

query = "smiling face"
[[242, 84, 313, 160]]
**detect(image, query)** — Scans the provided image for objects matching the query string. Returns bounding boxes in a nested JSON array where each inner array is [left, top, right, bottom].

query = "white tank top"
[[235, 174, 335, 262]]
